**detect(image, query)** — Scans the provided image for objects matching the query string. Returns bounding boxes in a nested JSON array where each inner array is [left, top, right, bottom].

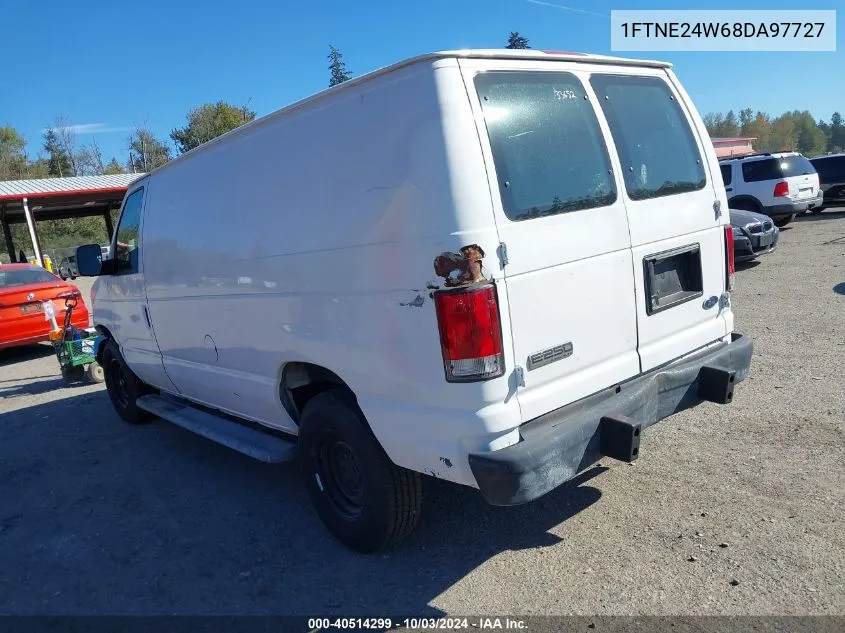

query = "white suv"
[[719, 152, 823, 227]]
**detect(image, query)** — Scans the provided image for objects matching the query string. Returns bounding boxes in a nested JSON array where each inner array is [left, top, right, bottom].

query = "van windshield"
[[742, 155, 816, 182], [474, 71, 617, 221]]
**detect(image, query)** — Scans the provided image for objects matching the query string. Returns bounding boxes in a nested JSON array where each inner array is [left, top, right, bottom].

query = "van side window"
[[114, 188, 144, 274], [590, 75, 706, 201], [720, 164, 732, 186], [474, 71, 617, 221]]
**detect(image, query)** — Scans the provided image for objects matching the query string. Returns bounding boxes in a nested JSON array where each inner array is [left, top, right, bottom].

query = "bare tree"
[[127, 125, 170, 172], [53, 115, 79, 176]]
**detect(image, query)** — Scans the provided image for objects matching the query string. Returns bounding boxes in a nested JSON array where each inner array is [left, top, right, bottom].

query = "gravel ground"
[[1, 211, 844, 616]]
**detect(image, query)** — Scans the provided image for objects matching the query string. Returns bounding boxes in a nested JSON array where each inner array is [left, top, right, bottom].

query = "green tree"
[[770, 115, 797, 152], [703, 112, 724, 136], [721, 110, 739, 137], [43, 128, 72, 177], [506, 32, 530, 49], [830, 112, 844, 152], [328, 45, 352, 87], [744, 112, 772, 151], [788, 111, 826, 156], [103, 158, 125, 174], [0, 125, 29, 180], [739, 108, 754, 134], [128, 127, 171, 172], [170, 101, 257, 154]]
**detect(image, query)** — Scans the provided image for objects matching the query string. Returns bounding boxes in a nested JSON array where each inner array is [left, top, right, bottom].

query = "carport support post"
[[22, 197, 44, 268], [1, 203, 15, 263], [104, 205, 114, 242]]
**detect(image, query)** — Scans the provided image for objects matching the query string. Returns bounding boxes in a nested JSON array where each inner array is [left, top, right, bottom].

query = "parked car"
[[719, 152, 823, 227], [58, 255, 79, 280], [729, 208, 779, 263], [0, 264, 89, 349], [809, 153, 845, 212], [74, 49, 752, 552]]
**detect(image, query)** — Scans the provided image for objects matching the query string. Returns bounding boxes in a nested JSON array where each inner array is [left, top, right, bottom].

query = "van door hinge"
[[497, 242, 509, 268], [514, 365, 525, 387], [713, 199, 722, 219]]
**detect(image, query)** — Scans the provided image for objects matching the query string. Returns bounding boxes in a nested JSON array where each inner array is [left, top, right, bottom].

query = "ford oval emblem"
[[703, 295, 719, 309]]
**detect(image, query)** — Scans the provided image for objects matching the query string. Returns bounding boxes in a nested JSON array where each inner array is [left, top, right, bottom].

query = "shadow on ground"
[[0, 343, 56, 367], [0, 377, 69, 399], [0, 392, 605, 615], [834, 282, 845, 296], [796, 209, 845, 223]]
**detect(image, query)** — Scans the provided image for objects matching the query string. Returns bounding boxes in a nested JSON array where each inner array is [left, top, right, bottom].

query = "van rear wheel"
[[102, 339, 152, 424], [774, 214, 795, 228], [298, 389, 422, 553]]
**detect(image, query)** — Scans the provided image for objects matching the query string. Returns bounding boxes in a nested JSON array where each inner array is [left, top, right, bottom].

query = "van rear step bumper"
[[136, 395, 297, 463], [468, 333, 753, 506]]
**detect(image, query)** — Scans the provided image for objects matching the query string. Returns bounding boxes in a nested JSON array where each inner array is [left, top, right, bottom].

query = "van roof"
[[147, 48, 671, 178]]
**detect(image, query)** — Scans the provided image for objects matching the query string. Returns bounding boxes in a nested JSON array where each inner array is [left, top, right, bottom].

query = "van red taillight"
[[724, 225, 735, 291], [773, 181, 789, 197], [434, 283, 505, 382]]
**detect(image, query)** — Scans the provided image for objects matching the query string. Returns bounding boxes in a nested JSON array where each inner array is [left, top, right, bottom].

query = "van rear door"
[[589, 70, 730, 372], [461, 60, 640, 422]]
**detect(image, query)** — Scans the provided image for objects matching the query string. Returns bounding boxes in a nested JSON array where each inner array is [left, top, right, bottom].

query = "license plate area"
[[756, 233, 773, 249], [643, 243, 703, 316], [20, 302, 43, 315]]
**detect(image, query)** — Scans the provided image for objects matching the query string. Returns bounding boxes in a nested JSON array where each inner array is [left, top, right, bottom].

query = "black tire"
[[298, 389, 422, 553], [774, 214, 795, 228], [812, 206, 824, 215], [102, 339, 152, 424]]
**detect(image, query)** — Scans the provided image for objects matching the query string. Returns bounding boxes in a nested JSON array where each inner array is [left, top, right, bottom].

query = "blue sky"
[[2, 0, 842, 166]]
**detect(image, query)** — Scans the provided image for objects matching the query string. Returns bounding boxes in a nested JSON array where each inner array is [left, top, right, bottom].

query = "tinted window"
[[811, 156, 845, 183], [720, 164, 732, 186], [742, 155, 815, 182], [590, 74, 706, 201], [114, 188, 144, 274], [0, 267, 57, 287], [474, 71, 617, 221]]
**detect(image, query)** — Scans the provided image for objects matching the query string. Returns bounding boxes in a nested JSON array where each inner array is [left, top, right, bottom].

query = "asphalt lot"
[[1, 210, 844, 616]]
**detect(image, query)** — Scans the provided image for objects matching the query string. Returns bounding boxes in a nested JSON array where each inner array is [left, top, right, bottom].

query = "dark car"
[[730, 207, 779, 263], [809, 153, 845, 212]]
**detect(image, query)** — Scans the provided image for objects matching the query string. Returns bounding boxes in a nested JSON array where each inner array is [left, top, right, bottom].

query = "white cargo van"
[[76, 49, 752, 552]]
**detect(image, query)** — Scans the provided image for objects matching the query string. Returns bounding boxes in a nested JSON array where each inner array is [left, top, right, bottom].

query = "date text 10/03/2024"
[[308, 617, 528, 630]]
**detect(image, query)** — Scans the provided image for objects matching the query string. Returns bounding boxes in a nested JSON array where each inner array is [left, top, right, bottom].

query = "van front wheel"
[[102, 339, 152, 424], [298, 389, 422, 553]]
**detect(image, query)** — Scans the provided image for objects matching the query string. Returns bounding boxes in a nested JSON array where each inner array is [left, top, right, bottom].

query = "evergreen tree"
[[328, 45, 352, 87], [506, 32, 530, 49]]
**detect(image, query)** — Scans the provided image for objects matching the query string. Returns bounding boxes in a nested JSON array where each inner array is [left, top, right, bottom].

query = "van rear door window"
[[474, 71, 617, 221], [590, 74, 706, 201]]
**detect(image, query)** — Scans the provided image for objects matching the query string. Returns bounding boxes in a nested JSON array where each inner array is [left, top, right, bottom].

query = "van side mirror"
[[75, 243, 112, 276]]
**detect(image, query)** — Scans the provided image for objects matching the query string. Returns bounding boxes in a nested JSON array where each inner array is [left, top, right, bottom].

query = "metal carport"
[[0, 174, 144, 267]]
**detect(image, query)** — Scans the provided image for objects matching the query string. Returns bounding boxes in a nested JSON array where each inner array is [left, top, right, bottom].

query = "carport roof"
[[0, 173, 145, 223], [0, 174, 144, 201]]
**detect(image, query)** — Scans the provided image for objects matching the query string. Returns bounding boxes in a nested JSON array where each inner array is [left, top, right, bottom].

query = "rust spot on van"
[[433, 244, 490, 288], [439, 457, 453, 468], [399, 294, 425, 308]]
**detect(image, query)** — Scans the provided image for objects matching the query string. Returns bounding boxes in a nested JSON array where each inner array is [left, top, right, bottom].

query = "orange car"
[[0, 264, 90, 350]]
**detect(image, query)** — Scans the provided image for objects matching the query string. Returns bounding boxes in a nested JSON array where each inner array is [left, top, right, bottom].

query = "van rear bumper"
[[468, 333, 753, 506]]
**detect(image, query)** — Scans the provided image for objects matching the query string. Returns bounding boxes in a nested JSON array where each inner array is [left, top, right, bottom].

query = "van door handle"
[[142, 305, 152, 330]]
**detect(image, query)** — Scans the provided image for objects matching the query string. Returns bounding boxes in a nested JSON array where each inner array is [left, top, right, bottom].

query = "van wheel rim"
[[109, 359, 130, 408], [316, 436, 364, 521]]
